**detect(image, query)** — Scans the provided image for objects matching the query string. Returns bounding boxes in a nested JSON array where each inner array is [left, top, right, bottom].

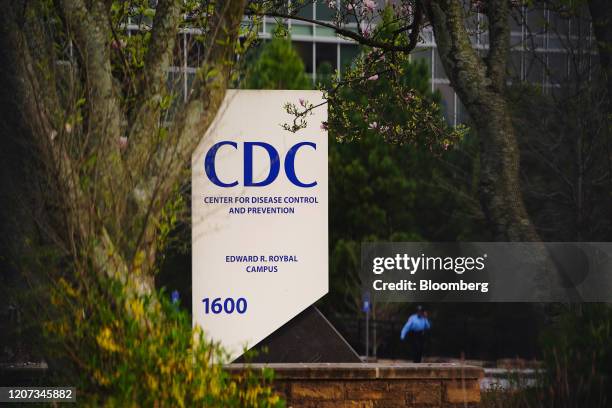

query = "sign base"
[[233, 307, 360, 363]]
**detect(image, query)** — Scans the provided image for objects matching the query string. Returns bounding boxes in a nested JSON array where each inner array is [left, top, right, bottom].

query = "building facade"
[[130, 1, 596, 125]]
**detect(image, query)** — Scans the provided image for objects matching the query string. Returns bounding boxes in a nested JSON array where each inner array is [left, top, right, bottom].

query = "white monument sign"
[[192, 90, 328, 360]]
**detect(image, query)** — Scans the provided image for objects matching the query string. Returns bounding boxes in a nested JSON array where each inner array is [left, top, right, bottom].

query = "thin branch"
[[250, 10, 421, 53], [406, 1, 424, 53]]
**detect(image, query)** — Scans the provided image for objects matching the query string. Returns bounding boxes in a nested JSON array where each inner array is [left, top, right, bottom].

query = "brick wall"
[[226, 362, 483, 408]]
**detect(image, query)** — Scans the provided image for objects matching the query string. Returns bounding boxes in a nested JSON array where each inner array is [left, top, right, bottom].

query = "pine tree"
[[243, 37, 312, 90]]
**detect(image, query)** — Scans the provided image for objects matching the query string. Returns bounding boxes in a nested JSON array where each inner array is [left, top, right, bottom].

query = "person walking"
[[400, 305, 431, 363]]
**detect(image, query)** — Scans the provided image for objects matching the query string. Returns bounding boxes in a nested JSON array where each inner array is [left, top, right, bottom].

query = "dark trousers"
[[409, 331, 426, 363]]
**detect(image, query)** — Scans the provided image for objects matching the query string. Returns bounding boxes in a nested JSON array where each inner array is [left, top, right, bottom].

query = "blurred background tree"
[[243, 36, 312, 90]]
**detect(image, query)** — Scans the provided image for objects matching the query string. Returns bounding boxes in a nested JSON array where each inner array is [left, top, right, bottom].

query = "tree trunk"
[[589, 0, 612, 113], [588, 0, 612, 235], [0, 0, 246, 298], [425, 0, 540, 241], [470, 93, 540, 241]]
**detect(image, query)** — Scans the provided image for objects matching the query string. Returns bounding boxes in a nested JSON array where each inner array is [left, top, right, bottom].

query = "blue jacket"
[[400, 314, 431, 340]]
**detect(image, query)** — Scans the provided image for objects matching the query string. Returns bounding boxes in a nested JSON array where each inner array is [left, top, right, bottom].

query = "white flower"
[[118, 136, 128, 149], [368, 74, 379, 81], [368, 121, 378, 129], [402, 3, 413, 15], [364, 0, 376, 13]]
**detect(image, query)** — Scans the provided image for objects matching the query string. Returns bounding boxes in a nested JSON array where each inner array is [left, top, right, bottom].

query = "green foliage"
[[326, 46, 482, 313], [44, 275, 283, 407], [328, 129, 484, 313], [107, 0, 258, 114], [483, 305, 612, 408], [241, 16, 482, 316], [538, 305, 612, 407], [242, 37, 312, 90], [325, 6, 467, 151], [316, 61, 335, 88], [323, 11, 481, 313]]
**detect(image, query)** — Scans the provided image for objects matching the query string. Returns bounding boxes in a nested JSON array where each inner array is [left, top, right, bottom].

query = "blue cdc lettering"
[[205, 141, 317, 188]]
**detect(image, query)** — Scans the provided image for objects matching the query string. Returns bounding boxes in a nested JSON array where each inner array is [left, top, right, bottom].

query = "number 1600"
[[202, 297, 247, 314]]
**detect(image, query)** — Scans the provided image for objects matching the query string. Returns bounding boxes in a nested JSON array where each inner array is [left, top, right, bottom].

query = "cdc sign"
[[191, 90, 328, 360]]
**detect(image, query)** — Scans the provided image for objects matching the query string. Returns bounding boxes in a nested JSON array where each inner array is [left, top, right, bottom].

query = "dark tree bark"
[[589, 0, 612, 114], [588, 0, 612, 231], [425, 0, 540, 242]]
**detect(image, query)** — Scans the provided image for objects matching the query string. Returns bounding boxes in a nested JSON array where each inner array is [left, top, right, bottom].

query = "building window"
[[296, 2, 313, 19], [316, 42, 338, 78], [315, 0, 335, 21], [294, 40, 314, 74]]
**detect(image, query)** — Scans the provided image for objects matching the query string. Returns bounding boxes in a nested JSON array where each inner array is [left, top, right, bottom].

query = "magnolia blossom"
[[328, 0, 336, 9], [64, 123, 72, 133], [118, 136, 128, 149], [401, 2, 413, 15], [320, 121, 329, 130], [364, 0, 376, 13], [347, 3, 354, 11], [368, 74, 379, 81], [368, 121, 378, 130], [111, 39, 127, 50], [299, 98, 306, 107]]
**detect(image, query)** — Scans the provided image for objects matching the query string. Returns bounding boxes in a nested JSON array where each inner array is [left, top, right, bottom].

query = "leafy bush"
[[43, 275, 283, 407], [482, 305, 612, 408], [242, 36, 312, 90], [538, 304, 611, 408]]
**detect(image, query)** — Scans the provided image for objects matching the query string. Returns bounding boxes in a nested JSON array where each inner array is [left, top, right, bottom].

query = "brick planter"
[[226, 362, 483, 407]]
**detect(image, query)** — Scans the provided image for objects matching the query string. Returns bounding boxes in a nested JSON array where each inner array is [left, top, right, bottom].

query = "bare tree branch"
[[250, 10, 422, 53]]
